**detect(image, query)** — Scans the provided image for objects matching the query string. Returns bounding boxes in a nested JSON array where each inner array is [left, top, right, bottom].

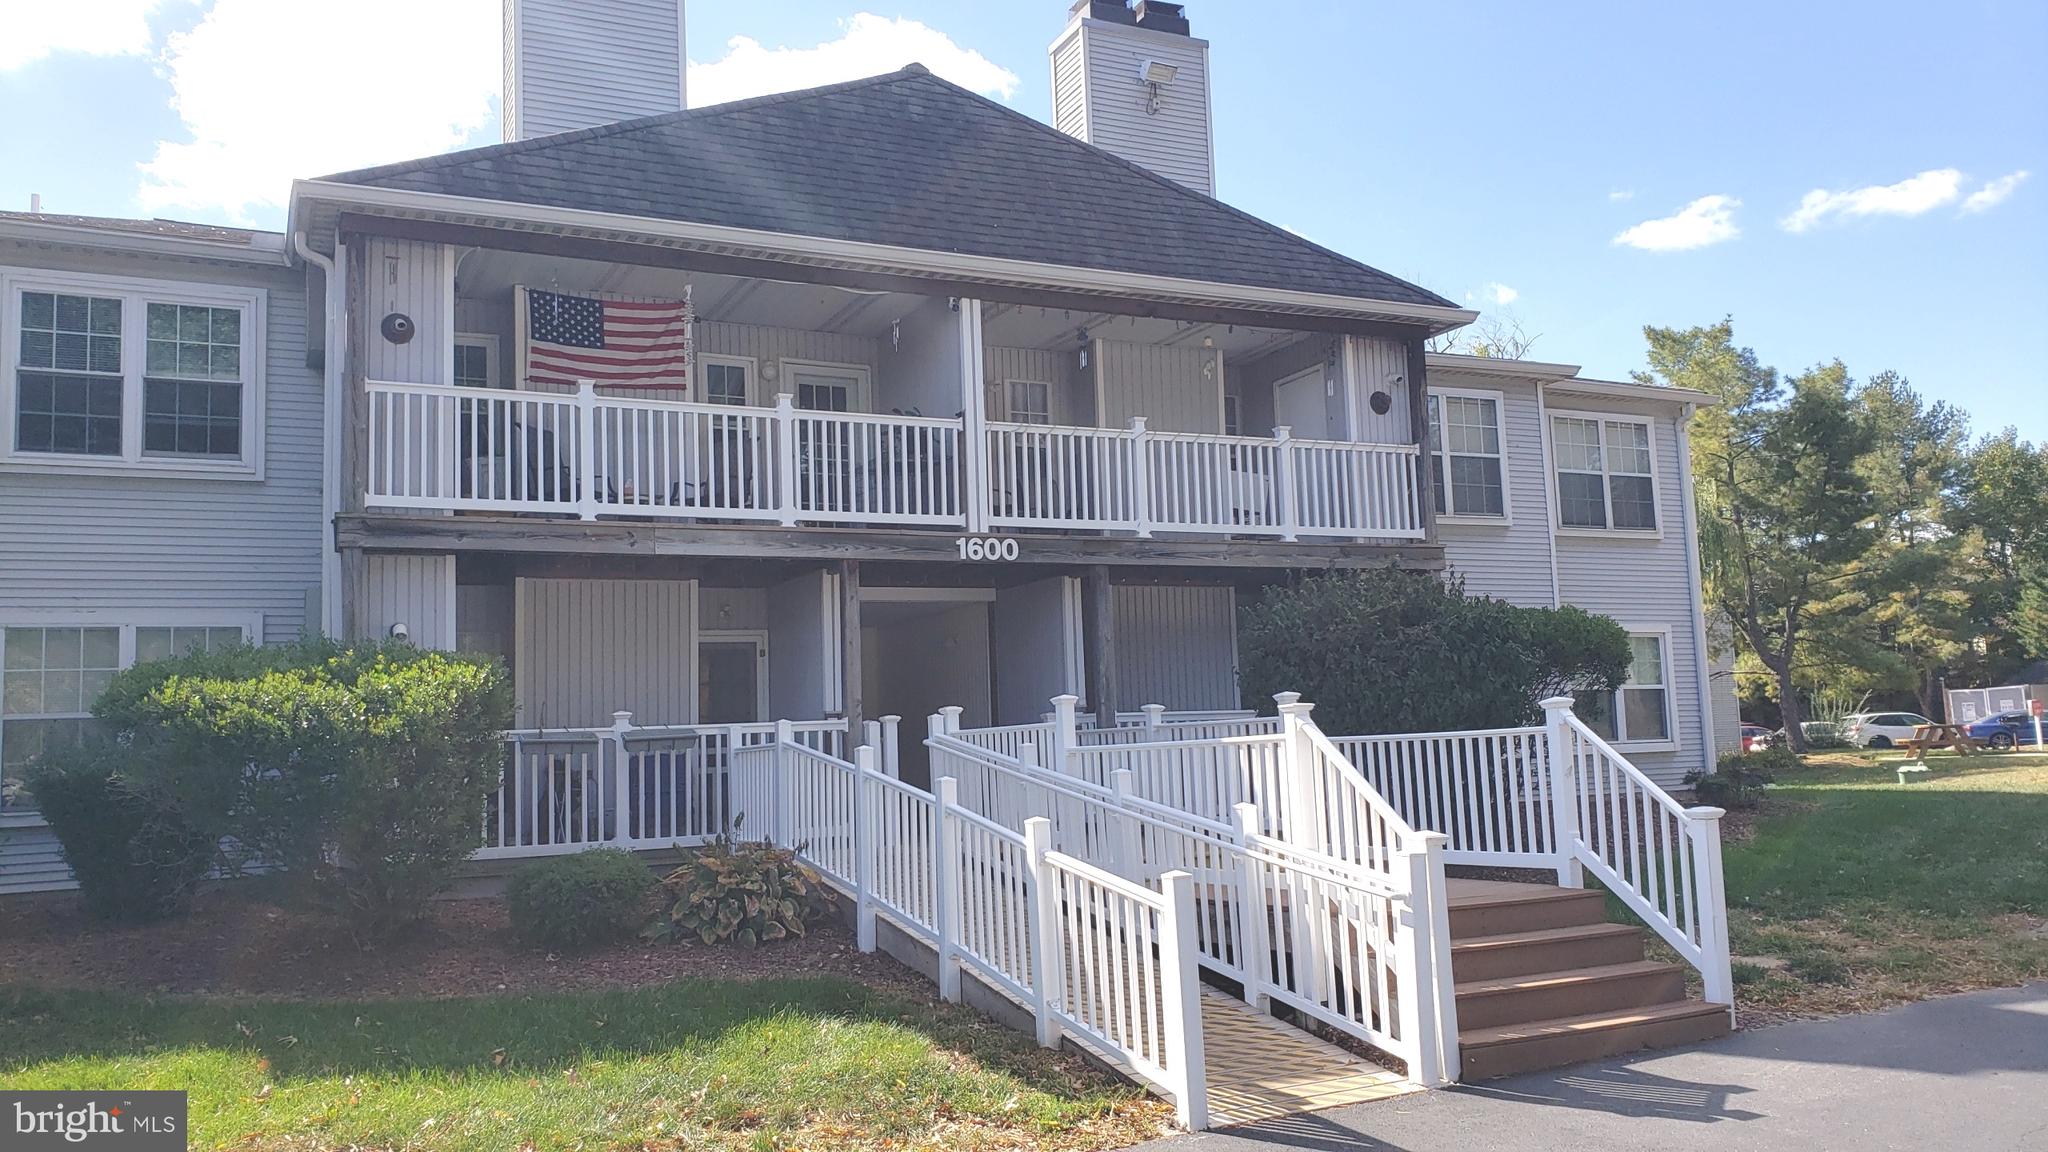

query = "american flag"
[[522, 286, 694, 390]]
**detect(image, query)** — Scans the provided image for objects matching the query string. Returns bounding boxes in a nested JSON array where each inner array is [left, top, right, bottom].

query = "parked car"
[[1740, 724, 1774, 752], [1841, 712, 1935, 748], [1965, 710, 2045, 749]]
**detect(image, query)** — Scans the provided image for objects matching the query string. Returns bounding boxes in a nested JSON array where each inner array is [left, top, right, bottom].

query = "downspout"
[[1534, 382, 1562, 608], [1676, 403, 1717, 771], [292, 229, 346, 639]]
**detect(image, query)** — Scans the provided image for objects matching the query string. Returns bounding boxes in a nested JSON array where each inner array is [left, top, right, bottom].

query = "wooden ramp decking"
[[1198, 987, 1413, 1128]]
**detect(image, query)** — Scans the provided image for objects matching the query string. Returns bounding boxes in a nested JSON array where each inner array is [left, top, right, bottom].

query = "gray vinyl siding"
[[766, 570, 838, 721], [0, 824, 73, 895], [1066, 20, 1214, 196], [358, 554, 455, 649], [874, 296, 960, 417], [505, 0, 684, 141], [1111, 584, 1237, 712], [1050, 28, 1089, 139], [515, 577, 696, 729], [1095, 339, 1222, 434], [993, 576, 1083, 724], [1549, 399, 1710, 787], [1232, 337, 1330, 437], [1435, 374, 1555, 609], [0, 245, 323, 645], [700, 587, 768, 632], [985, 345, 1091, 426]]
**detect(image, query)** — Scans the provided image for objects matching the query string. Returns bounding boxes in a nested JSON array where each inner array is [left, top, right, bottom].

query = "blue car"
[[1965, 710, 2045, 749]]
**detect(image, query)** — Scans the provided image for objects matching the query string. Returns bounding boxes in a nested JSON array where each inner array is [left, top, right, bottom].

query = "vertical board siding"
[[992, 576, 1084, 724], [363, 239, 451, 385], [1095, 340, 1221, 434], [360, 554, 455, 649], [1072, 22, 1213, 196], [1232, 336, 1330, 436], [1111, 585, 1237, 712], [985, 345, 1090, 426], [766, 570, 835, 721], [1436, 375, 1555, 608], [506, 0, 684, 140], [517, 578, 696, 729], [1346, 336, 1414, 444], [0, 247, 322, 644], [876, 297, 962, 416]]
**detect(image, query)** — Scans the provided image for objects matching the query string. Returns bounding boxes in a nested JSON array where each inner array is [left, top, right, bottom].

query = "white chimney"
[[1049, 1, 1214, 197], [504, 0, 687, 141]]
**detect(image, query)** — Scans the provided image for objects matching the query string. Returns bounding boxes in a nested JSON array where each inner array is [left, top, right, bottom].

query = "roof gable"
[[323, 68, 1452, 311]]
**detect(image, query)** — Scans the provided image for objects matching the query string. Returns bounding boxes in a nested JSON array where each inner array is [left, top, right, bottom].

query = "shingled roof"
[[322, 67, 1453, 310]]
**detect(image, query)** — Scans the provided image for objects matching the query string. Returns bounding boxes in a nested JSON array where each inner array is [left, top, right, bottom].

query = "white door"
[[1274, 368, 1330, 439]]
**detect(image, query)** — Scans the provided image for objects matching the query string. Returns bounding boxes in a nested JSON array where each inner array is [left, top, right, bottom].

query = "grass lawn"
[[0, 976, 1166, 1151], [1719, 748, 2048, 1020]]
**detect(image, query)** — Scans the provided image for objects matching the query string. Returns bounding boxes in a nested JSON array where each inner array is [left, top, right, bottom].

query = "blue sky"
[[3, 0, 2042, 438]]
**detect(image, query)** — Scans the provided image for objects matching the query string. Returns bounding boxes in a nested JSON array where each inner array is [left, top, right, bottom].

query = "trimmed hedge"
[[27, 743, 214, 922], [506, 849, 658, 949]]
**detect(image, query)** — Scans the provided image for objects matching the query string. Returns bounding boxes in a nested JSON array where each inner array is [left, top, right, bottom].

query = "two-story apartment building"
[[0, 0, 1731, 891]]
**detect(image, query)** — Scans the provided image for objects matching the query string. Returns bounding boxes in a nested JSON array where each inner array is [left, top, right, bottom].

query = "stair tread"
[[1447, 882, 1602, 910], [1461, 1000, 1728, 1047], [1457, 960, 1682, 998], [1453, 922, 1643, 951]]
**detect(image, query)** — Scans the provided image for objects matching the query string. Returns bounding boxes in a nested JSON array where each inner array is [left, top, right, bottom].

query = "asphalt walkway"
[[1130, 982, 2048, 1151]]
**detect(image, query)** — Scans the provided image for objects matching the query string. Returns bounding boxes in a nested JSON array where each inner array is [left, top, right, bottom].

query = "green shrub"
[[98, 638, 513, 941], [26, 742, 214, 922], [506, 848, 658, 949], [1684, 747, 1786, 810], [1237, 569, 1633, 735], [649, 833, 836, 947]]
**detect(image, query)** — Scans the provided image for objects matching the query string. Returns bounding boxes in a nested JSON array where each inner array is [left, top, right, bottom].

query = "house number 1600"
[[956, 536, 1020, 561]]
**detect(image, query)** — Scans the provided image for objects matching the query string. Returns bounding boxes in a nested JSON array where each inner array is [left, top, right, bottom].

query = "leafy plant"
[[1685, 747, 1787, 810], [1237, 568, 1632, 736], [95, 638, 513, 941], [506, 848, 658, 949], [26, 741, 215, 922], [649, 830, 836, 947]]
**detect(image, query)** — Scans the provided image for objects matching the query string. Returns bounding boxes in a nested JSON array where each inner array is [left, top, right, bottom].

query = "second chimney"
[[505, 0, 688, 140], [1049, 1, 1214, 197]]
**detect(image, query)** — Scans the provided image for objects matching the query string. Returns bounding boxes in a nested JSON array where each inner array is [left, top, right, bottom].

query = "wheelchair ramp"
[[1200, 987, 1413, 1128]]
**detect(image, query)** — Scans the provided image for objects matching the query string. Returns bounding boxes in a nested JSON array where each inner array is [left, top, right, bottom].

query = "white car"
[[1841, 712, 1934, 749]]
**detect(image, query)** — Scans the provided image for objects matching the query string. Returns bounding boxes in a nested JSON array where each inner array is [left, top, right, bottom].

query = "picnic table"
[[1902, 723, 1985, 762]]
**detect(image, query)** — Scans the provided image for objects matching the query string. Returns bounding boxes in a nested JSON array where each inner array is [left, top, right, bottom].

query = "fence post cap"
[[1050, 694, 1079, 708], [879, 714, 902, 724], [1273, 691, 1302, 706], [1231, 802, 1260, 836], [1412, 830, 1451, 850], [939, 705, 965, 718], [1019, 740, 1040, 767], [610, 710, 634, 731], [855, 744, 877, 769], [1023, 815, 1052, 850], [1687, 805, 1728, 821], [1540, 695, 1577, 711], [935, 775, 960, 802]]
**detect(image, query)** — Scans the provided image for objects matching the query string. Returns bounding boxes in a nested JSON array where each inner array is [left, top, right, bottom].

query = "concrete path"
[[1132, 982, 2048, 1151]]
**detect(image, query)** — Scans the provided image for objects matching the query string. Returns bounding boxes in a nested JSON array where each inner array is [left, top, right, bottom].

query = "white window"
[[0, 617, 256, 816], [2, 269, 265, 477], [1427, 389, 1508, 519], [1552, 413, 1657, 532], [1578, 632, 1674, 747], [700, 355, 754, 406], [1222, 393, 1242, 436], [453, 334, 498, 389], [1006, 379, 1052, 425], [784, 360, 869, 413]]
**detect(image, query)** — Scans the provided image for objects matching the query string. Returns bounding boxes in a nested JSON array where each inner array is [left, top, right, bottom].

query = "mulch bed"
[[0, 890, 924, 1001]]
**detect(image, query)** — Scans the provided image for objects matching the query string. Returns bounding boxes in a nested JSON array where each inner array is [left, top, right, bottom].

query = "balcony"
[[364, 378, 1423, 539]]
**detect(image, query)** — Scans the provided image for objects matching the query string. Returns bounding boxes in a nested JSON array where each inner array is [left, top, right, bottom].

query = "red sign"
[[2032, 699, 2044, 718]]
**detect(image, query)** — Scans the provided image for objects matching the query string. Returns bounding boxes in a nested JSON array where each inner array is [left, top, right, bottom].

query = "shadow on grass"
[[0, 976, 1113, 1103]]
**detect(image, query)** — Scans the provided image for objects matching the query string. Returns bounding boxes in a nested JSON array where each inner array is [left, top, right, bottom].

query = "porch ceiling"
[[979, 301, 1313, 361]]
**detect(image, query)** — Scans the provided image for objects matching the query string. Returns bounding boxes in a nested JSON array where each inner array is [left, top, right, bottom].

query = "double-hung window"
[[1552, 413, 1657, 531], [3, 270, 264, 475], [1427, 389, 1508, 519], [1006, 379, 1052, 425], [1577, 632, 1675, 747], [700, 356, 754, 407], [1, 618, 254, 817]]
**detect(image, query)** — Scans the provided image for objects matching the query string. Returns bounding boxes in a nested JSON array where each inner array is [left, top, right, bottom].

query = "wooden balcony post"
[[773, 393, 799, 527], [1273, 425, 1300, 542], [575, 380, 600, 521], [1128, 416, 1154, 538]]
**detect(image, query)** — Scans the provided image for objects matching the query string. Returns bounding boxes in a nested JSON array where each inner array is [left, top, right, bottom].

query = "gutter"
[[1675, 403, 1718, 769], [1534, 382, 1562, 608], [0, 217, 289, 266], [292, 229, 346, 639], [289, 179, 1480, 332]]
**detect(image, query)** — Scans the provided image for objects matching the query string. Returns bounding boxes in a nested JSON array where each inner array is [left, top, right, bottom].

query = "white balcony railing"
[[363, 380, 1424, 539], [987, 418, 1425, 540], [363, 380, 966, 527]]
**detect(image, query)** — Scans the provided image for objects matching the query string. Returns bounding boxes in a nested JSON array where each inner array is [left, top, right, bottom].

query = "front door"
[[1274, 367, 1330, 439], [698, 637, 766, 723]]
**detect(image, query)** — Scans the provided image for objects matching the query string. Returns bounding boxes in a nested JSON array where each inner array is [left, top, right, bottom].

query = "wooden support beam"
[[840, 559, 863, 743], [1407, 335, 1440, 543], [1082, 565, 1118, 729], [339, 546, 368, 640], [341, 234, 369, 515]]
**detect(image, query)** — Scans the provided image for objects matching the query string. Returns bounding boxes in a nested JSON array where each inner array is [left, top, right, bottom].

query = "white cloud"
[[1608, 189, 1635, 202], [0, 0, 161, 71], [1779, 168, 1962, 232], [1613, 195, 1741, 252], [690, 14, 1018, 108], [1483, 282, 1519, 305], [1962, 170, 2029, 214], [137, 0, 498, 221]]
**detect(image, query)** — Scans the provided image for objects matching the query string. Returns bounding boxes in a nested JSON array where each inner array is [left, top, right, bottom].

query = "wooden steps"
[[1447, 879, 1730, 1080]]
